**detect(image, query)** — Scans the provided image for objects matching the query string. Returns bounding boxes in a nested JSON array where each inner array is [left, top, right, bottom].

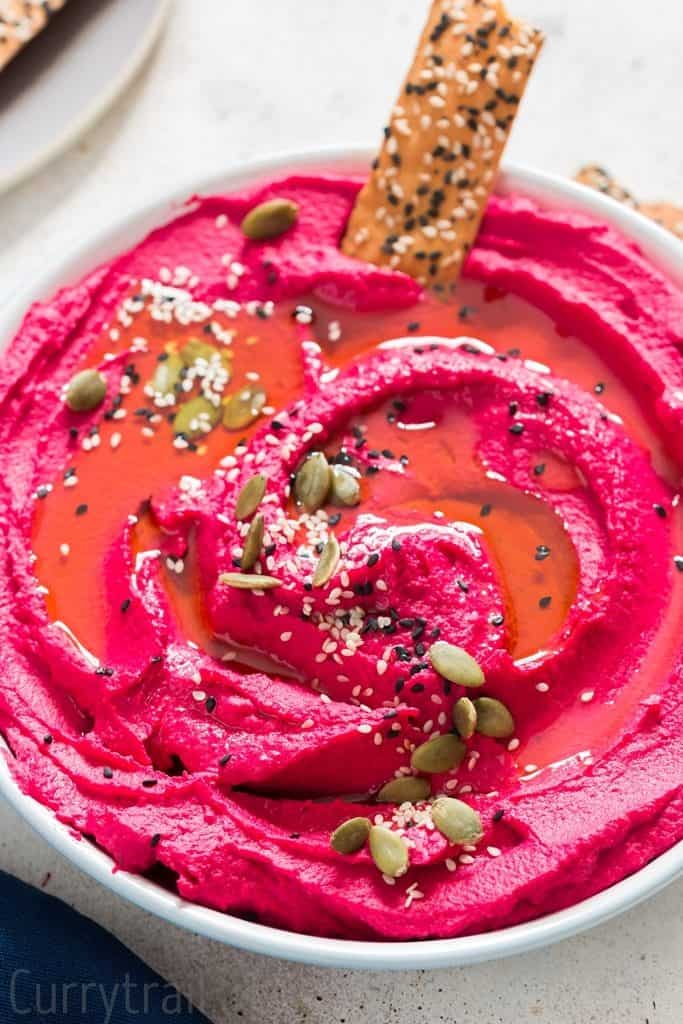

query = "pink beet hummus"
[[0, 172, 682, 940]]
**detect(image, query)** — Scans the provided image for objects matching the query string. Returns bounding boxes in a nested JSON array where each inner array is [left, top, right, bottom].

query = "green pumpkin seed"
[[150, 352, 183, 399], [179, 337, 229, 370], [173, 396, 221, 439], [240, 513, 264, 570], [453, 696, 477, 739], [235, 474, 266, 520], [65, 369, 107, 412], [431, 797, 483, 845], [219, 572, 281, 590], [368, 826, 409, 878], [473, 697, 515, 738], [329, 465, 361, 507], [376, 776, 431, 804], [330, 816, 371, 855], [312, 533, 340, 587], [428, 641, 485, 688], [241, 198, 299, 240], [295, 452, 331, 512], [410, 733, 466, 774], [222, 386, 266, 430]]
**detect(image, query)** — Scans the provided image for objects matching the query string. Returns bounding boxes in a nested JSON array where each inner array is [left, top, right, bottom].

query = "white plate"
[[0, 147, 681, 968], [0, 0, 170, 194]]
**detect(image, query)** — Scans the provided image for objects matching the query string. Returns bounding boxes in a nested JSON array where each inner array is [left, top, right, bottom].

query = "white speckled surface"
[[0, 1, 681, 1021]]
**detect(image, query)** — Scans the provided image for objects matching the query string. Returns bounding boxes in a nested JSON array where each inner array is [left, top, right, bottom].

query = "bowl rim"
[[0, 144, 681, 970]]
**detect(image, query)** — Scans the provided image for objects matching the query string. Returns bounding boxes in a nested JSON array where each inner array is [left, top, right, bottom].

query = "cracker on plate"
[[0, 0, 67, 73]]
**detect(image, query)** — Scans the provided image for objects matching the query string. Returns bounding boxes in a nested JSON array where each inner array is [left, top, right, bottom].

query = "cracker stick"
[[0, 0, 67, 73], [574, 165, 639, 208], [342, 0, 544, 286], [575, 165, 683, 240]]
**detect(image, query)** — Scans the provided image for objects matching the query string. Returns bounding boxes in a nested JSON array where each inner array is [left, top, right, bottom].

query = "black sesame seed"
[[407, 321, 420, 333], [410, 683, 425, 693], [36, 485, 50, 499], [103, 767, 113, 779], [75, 503, 88, 515], [509, 422, 524, 436], [508, 401, 519, 416], [536, 391, 552, 407], [150, 833, 161, 847], [205, 696, 217, 713], [367, 552, 380, 567], [120, 598, 131, 613], [674, 556, 683, 572], [391, 538, 402, 552], [142, 779, 158, 788], [490, 613, 505, 626], [535, 545, 550, 561], [533, 463, 546, 476], [594, 382, 605, 395], [43, 734, 53, 745], [654, 504, 667, 518], [480, 503, 492, 517], [539, 596, 552, 609], [95, 666, 114, 676], [492, 808, 505, 822], [219, 753, 232, 767]]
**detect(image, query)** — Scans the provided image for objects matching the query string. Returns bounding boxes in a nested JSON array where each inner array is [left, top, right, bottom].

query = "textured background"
[[0, 1, 681, 1021]]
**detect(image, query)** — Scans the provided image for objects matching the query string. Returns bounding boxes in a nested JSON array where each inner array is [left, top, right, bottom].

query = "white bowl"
[[0, 146, 681, 969]]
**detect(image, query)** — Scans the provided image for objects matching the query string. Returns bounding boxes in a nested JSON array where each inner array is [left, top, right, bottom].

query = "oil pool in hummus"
[[0, 172, 682, 940]]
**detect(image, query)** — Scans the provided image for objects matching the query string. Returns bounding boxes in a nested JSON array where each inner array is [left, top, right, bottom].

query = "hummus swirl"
[[0, 174, 682, 939]]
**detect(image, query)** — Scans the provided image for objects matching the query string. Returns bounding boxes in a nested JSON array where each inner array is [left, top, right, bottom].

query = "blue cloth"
[[0, 871, 211, 1023]]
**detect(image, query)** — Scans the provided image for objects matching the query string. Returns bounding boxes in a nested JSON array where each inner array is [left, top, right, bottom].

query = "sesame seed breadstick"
[[0, 0, 67, 73], [575, 165, 683, 240], [342, 0, 544, 286]]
